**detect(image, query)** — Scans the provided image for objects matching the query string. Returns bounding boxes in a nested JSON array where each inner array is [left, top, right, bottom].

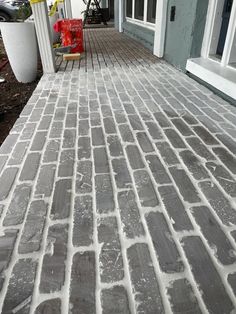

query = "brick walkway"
[[0, 28, 236, 313], [56, 28, 158, 72]]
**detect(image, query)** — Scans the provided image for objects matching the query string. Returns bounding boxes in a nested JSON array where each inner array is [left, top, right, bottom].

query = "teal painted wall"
[[122, 21, 154, 51], [191, 0, 209, 58], [164, 0, 209, 71]]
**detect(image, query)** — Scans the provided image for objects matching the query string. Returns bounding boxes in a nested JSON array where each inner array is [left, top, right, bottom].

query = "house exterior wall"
[[164, 0, 209, 71], [191, 0, 210, 58], [122, 21, 155, 51]]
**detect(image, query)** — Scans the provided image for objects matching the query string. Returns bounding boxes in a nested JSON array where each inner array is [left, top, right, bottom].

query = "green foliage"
[[16, 3, 32, 21]]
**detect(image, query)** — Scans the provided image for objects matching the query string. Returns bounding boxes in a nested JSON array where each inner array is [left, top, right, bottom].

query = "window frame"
[[125, 0, 157, 29]]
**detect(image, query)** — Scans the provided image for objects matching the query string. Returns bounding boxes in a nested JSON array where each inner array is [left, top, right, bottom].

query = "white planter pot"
[[0, 22, 38, 83]]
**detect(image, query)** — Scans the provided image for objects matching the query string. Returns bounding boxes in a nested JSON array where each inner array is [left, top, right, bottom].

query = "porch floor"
[[1, 28, 236, 313], [56, 28, 159, 72]]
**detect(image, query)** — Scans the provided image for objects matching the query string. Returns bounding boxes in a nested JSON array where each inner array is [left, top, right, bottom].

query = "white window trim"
[[154, 0, 167, 57], [125, 0, 156, 28], [126, 17, 155, 30]]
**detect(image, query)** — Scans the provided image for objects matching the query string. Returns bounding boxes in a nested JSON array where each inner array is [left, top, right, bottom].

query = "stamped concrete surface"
[[0, 29, 236, 313]]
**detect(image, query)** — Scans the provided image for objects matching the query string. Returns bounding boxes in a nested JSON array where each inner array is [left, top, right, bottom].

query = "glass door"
[[216, 0, 233, 55]]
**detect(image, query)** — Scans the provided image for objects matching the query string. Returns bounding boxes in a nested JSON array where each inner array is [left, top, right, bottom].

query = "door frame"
[[201, 0, 236, 66], [153, 0, 168, 57]]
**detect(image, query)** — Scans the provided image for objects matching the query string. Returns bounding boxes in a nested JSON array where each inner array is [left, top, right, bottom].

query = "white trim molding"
[[31, 0, 56, 73], [119, 0, 123, 32], [153, 0, 167, 57], [126, 17, 155, 30], [187, 57, 236, 100], [64, 0, 72, 18]]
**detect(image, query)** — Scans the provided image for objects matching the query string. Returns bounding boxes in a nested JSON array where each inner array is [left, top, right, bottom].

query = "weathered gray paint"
[[122, 21, 154, 51], [191, 0, 209, 58], [164, 0, 208, 71]]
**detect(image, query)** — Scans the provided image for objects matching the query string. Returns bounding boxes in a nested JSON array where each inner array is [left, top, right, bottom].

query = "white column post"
[[64, 0, 72, 18], [143, 0, 147, 22], [31, 0, 56, 73], [153, 0, 167, 57], [132, 0, 134, 19], [119, 0, 123, 32]]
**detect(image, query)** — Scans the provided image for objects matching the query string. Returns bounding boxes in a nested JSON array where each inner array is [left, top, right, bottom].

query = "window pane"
[[126, 0, 132, 18], [147, 0, 157, 23], [135, 0, 144, 20]]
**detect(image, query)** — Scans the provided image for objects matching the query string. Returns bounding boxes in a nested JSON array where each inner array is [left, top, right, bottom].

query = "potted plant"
[[0, 2, 38, 83]]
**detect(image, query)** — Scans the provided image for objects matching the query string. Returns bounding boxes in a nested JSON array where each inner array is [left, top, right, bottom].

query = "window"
[[126, 0, 132, 18], [135, 0, 144, 20], [147, 0, 157, 23], [125, 0, 157, 28]]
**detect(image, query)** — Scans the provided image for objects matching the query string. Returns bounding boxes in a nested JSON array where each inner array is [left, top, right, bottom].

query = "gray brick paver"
[[118, 190, 145, 238], [179, 150, 210, 180], [2, 259, 37, 313], [73, 195, 93, 246], [199, 181, 236, 226], [58, 149, 75, 177], [134, 170, 159, 207], [0, 28, 236, 314], [182, 236, 234, 314], [101, 286, 131, 314], [98, 216, 124, 282], [95, 174, 115, 213], [167, 279, 202, 314], [146, 212, 184, 273], [169, 167, 201, 203], [192, 205, 236, 265], [127, 243, 164, 314], [35, 299, 61, 313], [8, 141, 29, 166], [70, 251, 96, 314], [18, 200, 47, 253], [0, 167, 18, 200], [206, 161, 236, 197], [40, 223, 68, 293], [0, 230, 18, 290], [3, 183, 31, 226]]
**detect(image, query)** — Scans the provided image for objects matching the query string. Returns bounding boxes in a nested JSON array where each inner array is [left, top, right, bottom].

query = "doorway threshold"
[[186, 57, 236, 100]]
